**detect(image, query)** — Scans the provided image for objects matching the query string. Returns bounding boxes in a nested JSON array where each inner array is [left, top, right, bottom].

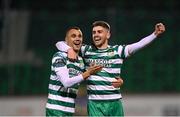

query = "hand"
[[67, 48, 77, 61], [112, 77, 124, 88], [154, 23, 165, 36], [82, 64, 103, 80], [86, 64, 103, 75]]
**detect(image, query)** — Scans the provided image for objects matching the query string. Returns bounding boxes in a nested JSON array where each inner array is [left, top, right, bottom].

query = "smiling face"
[[65, 28, 83, 53], [92, 26, 110, 49]]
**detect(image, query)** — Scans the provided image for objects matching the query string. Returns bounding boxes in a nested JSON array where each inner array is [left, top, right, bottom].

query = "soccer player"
[[56, 21, 165, 116], [46, 26, 102, 116]]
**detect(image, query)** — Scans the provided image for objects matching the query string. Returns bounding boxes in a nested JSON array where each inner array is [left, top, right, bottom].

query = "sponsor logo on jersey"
[[86, 59, 113, 67]]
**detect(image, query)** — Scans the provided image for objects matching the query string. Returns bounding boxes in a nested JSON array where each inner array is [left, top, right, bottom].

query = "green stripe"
[[87, 80, 111, 85], [110, 64, 122, 68], [47, 98, 75, 108], [46, 108, 73, 115], [114, 45, 119, 52], [83, 45, 90, 56], [49, 89, 77, 98], [49, 78, 79, 89], [87, 89, 120, 95], [96, 72, 120, 78], [53, 52, 61, 58], [49, 79, 63, 86], [51, 71, 56, 76], [88, 99, 120, 102], [121, 45, 126, 59], [67, 64, 83, 72]]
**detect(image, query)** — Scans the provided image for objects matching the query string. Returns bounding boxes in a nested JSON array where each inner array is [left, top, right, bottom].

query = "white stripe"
[[88, 75, 116, 82], [52, 56, 61, 63], [118, 45, 123, 56], [112, 59, 123, 64], [50, 75, 58, 81], [102, 68, 121, 74], [86, 51, 119, 57], [49, 84, 78, 94], [48, 93, 75, 103], [49, 84, 60, 91], [88, 94, 122, 100], [87, 85, 120, 91], [46, 103, 75, 113], [67, 61, 81, 67]]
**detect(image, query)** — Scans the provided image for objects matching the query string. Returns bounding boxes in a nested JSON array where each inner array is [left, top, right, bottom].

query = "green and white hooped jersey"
[[81, 45, 126, 101], [46, 51, 85, 114]]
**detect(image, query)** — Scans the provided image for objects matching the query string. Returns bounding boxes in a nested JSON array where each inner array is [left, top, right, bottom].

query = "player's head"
[[92, 21, 111, 49], [65, 26, 83, 53]]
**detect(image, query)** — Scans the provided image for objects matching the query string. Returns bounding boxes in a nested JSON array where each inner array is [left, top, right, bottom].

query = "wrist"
[[82, 71, 90, 80], [152, 32, 158, 38]]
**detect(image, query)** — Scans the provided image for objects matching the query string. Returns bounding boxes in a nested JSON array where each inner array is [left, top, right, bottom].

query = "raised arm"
[[124, 23, 165, 57]]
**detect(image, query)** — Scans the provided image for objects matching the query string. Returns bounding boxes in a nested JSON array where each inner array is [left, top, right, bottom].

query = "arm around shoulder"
[[56, 41, 71, 52]]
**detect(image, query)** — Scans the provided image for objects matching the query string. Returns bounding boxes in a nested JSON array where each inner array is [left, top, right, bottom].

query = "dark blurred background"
[[0, 0, 180, 116]]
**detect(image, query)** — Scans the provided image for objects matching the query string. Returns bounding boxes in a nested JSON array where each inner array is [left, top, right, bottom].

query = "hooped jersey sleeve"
[[51, 52, 84, 88]]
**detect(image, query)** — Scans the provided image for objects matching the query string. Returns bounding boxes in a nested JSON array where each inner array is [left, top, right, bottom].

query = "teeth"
[[95, 39, 100, 42], [94, 37, 101, 41], [95, 37, 100, 39], [74, 43, 80, 45], [73, 40, 81, 45]]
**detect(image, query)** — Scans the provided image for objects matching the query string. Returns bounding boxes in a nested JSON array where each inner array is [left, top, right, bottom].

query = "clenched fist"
[[154, 23, 165, 36]]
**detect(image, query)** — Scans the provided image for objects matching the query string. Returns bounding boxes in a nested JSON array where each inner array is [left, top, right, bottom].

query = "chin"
[[73, 48, 80, 52], [94, 43, 101, 47]]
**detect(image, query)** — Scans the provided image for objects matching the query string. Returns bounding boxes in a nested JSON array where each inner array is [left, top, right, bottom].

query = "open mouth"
[[94, 37, 101, 42], [73, 40, 81, 45]]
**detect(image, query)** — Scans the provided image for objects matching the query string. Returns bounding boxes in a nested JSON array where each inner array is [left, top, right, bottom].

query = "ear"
[[107, 31, 111, 39]]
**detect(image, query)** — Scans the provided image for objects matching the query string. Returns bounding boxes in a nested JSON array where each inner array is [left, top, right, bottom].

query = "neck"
[[73, 49, 79, 55], [97, 45, 108, 49], [96, 41, 108, 49]]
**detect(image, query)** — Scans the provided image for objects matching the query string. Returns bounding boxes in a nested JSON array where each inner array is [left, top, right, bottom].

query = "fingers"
[[88, 64, 103, 75], [95, 65, 103, 71], [112, 83, 120, 88], [157, 23, 165, 32], [91, 65, 103, 71], [112, 77, 124, 88], [155, 23, 165, 35], [89, 63, 103, 70], [112, 81, 123, 88], [90, 62, 95, 67]]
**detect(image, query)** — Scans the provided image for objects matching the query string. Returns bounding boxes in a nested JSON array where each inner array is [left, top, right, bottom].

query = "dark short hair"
[[66, 26, 81, 35], [92, 21, 110, 30]]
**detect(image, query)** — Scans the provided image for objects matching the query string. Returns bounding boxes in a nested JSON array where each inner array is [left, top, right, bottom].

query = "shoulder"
[[52, 51, 67, 63], [52, 51, 67, 59], [115, 45, 126, 50], [108, 45, 122, 51], [52, 51, 67, 67]]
